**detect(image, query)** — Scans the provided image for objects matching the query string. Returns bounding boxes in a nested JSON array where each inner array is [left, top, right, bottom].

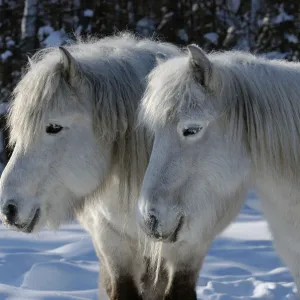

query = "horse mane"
[[9, 32, 181, 202], [140, 49, 300, 179]]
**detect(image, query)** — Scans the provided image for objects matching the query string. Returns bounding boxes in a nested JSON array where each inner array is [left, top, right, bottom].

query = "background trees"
[[0, 0, 299, 162], [1, 0, 300, 102]]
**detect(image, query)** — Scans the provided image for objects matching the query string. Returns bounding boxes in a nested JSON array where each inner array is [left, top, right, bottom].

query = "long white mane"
[[140, 50, 300, 179], [9, 33, 180, 200]]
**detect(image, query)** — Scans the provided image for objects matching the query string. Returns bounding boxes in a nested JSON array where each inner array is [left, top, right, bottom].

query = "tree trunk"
[[249, 0, 262, 49], [21, 0, 38, 53]]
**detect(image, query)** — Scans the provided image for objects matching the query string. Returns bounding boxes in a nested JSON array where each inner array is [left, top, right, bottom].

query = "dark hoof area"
[[107, 275, 142, 300], [164, 271, 197, 300]]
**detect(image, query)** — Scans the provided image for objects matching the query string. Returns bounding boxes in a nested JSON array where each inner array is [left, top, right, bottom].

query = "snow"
[[136, 17, 155, 29], [38, 26, 69, 48], [75, 25, 83, 36], [136, 17, 155, 37], [178, 29, 188, 43], [0, 192, 297, 299], [42, 30, 67, 48], [273, 4, 294, 24], [83, 9, 94, 18], [6, 38, 15, 48], [38, 25, 54, 41], [0, 50, 12, 62], [285, 33, 298, 44], [204, 32, 219, 45], [192, 3, 199, 12], [226, 0, 241, 13]]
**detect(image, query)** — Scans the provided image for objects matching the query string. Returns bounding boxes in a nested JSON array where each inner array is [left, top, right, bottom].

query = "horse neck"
[[76, 44, 159, 210], [225, 58, 300, 180]]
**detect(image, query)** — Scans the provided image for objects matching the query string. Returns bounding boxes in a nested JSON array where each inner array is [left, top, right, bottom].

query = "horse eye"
[[182, 126, 202, 137], [46, 124, 63, 134]]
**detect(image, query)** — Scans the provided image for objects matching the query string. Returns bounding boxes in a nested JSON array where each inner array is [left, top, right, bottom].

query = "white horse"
[[137, 44, 300, 296], [0, 33, 190, 300]]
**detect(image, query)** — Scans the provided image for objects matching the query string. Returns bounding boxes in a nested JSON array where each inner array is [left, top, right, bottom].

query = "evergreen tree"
[[1, 0, 300, 162]]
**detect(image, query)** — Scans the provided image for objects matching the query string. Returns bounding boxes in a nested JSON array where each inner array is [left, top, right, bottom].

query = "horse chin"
[[24, 208, 41, 233], [149, 216, 184, 243], [5, 207, 42, 234]]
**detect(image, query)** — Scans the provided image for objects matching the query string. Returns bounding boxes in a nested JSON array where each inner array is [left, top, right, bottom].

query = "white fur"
[[138, 45, 300, 295], [0, 33, 185, 298]]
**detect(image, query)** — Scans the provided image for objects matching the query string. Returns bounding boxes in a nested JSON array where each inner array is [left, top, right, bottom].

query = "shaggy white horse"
[[138, 44, 300, 296], [0, 33, 191, 300]]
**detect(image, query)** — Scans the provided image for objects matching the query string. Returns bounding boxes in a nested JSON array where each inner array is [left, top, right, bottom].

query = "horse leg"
[[160, 242, 208, 300], [96, 249, 143, 300], [93, 221, 143, 300], [272, 243, 300, 297], [96, 248, 142, 300], [98, 261, 113, 299], [260, 196, 300, 296], [164, 269, 199, 300], [141, 256, 199, 300], [141, 257, 169, 300], [160, 189, 248, 300], [107, 275, 142, 300], [99, 266, 142, 300], [142, 259, 197, 300]]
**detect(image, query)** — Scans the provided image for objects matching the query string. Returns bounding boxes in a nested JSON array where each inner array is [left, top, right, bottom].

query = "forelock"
[[139, 55, 208, 131], [9, 52, 75, 150]]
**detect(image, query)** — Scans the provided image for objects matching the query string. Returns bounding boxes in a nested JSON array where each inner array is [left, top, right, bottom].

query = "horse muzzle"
[[137, 202, 184, 243], [0, 200, 41, 233]]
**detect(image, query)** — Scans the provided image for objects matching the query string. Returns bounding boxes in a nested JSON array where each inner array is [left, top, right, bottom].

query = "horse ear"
[[155, 52, 168, 65], [187, 44, 212, 86], [59, 46, 80, 85]]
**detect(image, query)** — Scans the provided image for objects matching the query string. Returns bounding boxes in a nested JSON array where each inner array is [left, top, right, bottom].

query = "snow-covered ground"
[[0, 191, 297, 300]]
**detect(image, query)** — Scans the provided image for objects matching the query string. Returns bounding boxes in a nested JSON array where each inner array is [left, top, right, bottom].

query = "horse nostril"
[[148, 214, 159, 234], [2, 201, 18, 225]]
